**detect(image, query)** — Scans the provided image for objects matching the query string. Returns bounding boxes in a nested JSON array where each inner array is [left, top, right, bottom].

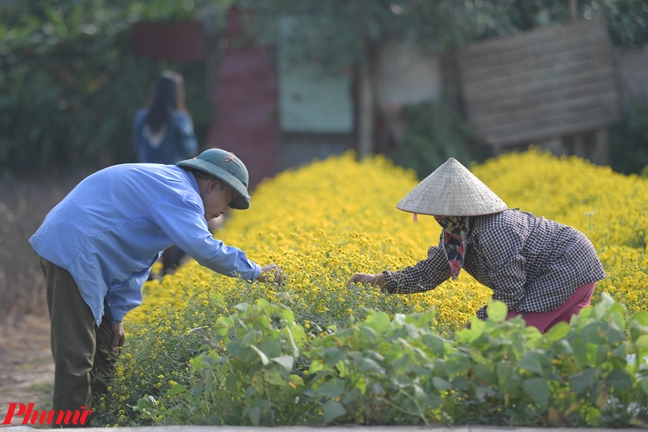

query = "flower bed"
[[93, 149, 647, 427]]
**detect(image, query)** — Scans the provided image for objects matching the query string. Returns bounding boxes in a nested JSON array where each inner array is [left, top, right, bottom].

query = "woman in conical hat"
[[348, 158, 606, 332]]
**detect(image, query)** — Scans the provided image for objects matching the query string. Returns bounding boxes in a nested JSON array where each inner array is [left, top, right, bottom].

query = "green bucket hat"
[[177, 148, 251, 210]]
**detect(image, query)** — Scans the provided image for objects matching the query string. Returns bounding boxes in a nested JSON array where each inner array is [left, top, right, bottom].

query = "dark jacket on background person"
[[133, 108, 198, 164]]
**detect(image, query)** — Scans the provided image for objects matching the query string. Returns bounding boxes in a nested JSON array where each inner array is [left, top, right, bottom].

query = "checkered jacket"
[[383, 209, 606, 319]]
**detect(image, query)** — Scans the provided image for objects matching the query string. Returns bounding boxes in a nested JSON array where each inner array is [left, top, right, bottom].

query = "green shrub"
[[387, 91, 477, 180], [610, 103, 648, 176], [99, 294, 647, 427], [0, 0, 211, 179]]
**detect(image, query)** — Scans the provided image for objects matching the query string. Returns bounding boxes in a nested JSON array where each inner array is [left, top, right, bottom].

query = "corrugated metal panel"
[[458, 19, 620, 147]]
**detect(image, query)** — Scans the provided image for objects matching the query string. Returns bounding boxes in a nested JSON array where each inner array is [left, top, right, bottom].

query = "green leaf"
[[523, 377, 549, 408], [611, 344, 627, 359], [364, 310, 390, 333], [630, 311, 648, 328], [635, 334, 648, 349], [412, 383, 431, 406], [452, 376, 469, 390], [336, 359, 349, 377], [226, 340, 244, 357], [263, 368, 285, 386], [191, 355, 203, 374], [360, 325, 377, 341], [544, 322, 570, 341], [473, 363, 496, 385], [246, 405, 261, 426], [234, 302, 249, 312], [204, 371, 213, 396], [517, 353, 544, 375], [214, 317, 234, 336], [580, 322, 605, 344], [308, 360, 324, 374], [359, 357, 384, 374], [276, 306, 295, 325], [322, 401, 346, 423], [250, 345, 270, 366], [225, 373, 238, 395], [166, 383, 186, 397], [640, 377, 648, 396], [354, 375, 367, 395], [421, 334, 445, 357], [271, 355, 294, 372], [487, 301, 508, 322], [432, 376, 452, 391], [606, 369, 634, 391], [241, 330, 260, 348], [322, 347, 344, 368], [316, 378, 346, 398], [446, 353, 472, 375], [569, 369, 598, 393], [258, 337, 281, 358]]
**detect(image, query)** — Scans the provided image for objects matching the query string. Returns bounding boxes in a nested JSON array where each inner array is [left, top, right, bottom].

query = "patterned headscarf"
[[434, 216, 470, 280]]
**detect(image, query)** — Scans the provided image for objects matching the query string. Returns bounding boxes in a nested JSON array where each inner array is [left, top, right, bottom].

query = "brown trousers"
[[38, 256, 115, 412]]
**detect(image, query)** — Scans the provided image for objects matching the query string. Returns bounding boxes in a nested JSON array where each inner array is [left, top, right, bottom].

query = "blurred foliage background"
[[1, 0, 647, 180], [0, 0, 222, 179]]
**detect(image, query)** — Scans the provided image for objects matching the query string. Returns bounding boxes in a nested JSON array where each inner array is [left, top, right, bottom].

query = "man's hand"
[[111, 320, 125, 351], [257, 264, 285, 284], [347, 273, 386, 288]]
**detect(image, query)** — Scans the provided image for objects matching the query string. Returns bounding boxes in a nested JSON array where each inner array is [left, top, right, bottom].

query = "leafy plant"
[[120, 295, 647, 427], [388, 91, 475, 180], [89, 150, 646, 426], [610, 103, 648, 175], [0, 0, 212, 179]]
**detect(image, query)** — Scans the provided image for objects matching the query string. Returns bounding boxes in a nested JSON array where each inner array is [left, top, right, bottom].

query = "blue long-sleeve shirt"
[[133, 109, 198, 164], [30, 164, 261, 325]]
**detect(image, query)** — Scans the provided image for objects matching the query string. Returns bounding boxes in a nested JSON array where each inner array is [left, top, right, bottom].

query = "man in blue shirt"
[[30, 148, 283, 413]]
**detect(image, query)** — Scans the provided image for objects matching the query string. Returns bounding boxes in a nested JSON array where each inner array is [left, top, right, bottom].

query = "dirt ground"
[[0, 314, 54, 426]]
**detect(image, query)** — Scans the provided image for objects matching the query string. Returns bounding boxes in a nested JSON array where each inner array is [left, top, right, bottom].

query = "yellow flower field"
[[99, 149, 647, 424], [130, 149, 646, 330]]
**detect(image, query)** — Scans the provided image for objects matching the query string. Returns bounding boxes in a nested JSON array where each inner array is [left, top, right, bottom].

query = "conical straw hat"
[[396, 158, 507, 216]]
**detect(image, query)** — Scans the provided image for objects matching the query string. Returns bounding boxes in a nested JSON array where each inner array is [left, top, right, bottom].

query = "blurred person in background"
[[134, 70, 199, 276], [30, 148, 284, 414], [348, 158, 606, 332]]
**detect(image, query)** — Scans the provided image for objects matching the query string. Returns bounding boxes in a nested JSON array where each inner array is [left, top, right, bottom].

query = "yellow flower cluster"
[[131, 149, 646, 332], [128, 152, 494, 338], [102, 149, 646, 425]]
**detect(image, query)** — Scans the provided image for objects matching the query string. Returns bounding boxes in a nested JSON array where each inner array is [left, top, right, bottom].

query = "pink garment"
[[507, 282, 596, 332]]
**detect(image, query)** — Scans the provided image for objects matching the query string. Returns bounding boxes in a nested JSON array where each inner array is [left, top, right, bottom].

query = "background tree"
[[0, 0, 229, 179], [1, 0, 645, 177], [238, 0, 647, 174]]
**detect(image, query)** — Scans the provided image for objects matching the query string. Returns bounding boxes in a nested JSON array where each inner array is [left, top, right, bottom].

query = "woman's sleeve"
[[382, 238, 452, 294], [175, 112, 198, 158]]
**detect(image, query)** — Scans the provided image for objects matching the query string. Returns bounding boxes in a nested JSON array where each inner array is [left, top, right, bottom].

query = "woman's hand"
[[257, 264, 285, 284], [347, 273, 386, 288]]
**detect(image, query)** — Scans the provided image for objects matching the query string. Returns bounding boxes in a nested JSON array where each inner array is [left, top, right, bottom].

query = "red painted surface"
[[132, 21, 204, 63], [205, 8, 279, 190]]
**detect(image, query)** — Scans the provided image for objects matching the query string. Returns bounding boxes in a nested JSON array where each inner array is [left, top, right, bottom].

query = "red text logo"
[[2, 403, 92, 426]]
